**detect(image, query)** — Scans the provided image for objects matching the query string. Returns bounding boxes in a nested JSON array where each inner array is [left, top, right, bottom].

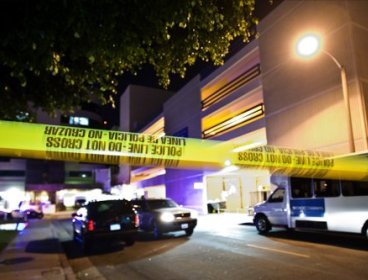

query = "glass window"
[[268, 188, 285, 203], [88, 200, 132, 218], [132, 200, 146, 211], [68, 171, 92, 177], [0, 170, 25, 176], [290, 177, 312, 198], [147, 199, 178, 209], [341, 180, 368, 196], [313, 179, 340, 197], [69, 116, 89, 126]]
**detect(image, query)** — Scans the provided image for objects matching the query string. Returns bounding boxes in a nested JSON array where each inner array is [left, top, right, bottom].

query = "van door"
[[264, 188, 288, 226]]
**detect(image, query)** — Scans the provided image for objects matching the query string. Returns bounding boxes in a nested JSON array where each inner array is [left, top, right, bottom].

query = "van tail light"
[[87, 219, 95, 231], [134, 214, 140, 227]]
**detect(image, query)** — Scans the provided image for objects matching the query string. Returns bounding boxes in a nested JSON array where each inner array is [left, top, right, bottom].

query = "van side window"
[[268, 188, 285, 203], [341, 180, 368, 196], [290, 177, 312, 198], [314, 179, 340, 197]]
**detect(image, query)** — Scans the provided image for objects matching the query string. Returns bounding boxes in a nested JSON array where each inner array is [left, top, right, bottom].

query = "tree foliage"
[[0, 0, 257, 120]]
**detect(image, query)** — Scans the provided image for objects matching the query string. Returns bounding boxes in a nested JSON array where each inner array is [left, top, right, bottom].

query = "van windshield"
[[268, 188, 285, 203]]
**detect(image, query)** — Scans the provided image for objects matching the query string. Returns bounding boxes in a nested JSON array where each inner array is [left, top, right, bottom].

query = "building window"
[[202, 103, 264, 138], [68, 171, 92, 178], [201, 64, 261, 110], [69, 116, 89, 126], [0, 170, 26, 176]]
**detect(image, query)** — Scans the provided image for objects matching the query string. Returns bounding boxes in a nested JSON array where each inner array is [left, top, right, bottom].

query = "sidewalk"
[[0, 216, 75, 280]]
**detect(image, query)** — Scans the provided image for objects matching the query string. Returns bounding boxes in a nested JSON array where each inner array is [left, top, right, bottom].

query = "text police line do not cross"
[[0, 120, 367, 180]]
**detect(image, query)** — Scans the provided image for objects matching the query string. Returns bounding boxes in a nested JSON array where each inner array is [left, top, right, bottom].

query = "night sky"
[[101, 0, 284, 127]]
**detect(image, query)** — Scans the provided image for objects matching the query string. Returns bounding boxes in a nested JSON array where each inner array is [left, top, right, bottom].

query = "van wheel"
[[363, 221, 368, 239], [255, 215, 271, 234]]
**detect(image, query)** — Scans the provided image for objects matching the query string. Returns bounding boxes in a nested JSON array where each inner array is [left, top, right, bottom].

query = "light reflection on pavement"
[[0, 222, 28, 231]]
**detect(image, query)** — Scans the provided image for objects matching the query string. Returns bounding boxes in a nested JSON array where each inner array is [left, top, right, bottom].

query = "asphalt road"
[[54, 214, 368, 280]]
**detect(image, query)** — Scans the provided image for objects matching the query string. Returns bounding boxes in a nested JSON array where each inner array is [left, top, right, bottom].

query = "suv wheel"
[[80, 235, 91, 253], [125, 236, 136, 246], [152, 221, 162, 239], [185, 228, 194, 236]]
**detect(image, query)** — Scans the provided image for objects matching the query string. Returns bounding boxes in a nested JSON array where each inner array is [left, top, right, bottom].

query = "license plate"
[[181, 223, 188, 229], [110, 224, 121, 231]]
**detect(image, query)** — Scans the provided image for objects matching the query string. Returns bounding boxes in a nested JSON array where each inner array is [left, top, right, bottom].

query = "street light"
[[295, 33, 355, 153]]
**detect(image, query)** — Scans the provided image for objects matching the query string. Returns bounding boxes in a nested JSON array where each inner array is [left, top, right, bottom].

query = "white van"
[[253, 175, 368, 238]]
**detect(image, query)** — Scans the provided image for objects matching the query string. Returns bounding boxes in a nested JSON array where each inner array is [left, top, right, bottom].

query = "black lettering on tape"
[[45, 137, 82, 149], [44, 126, 85, 137], [86, 140, 106, 151], [88, 130, 103, 139]]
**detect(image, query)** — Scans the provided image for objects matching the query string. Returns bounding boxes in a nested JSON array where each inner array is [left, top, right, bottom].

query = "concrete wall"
[[164, 75, 202, 138], [118, 85, 172, 184], [120, 85, 172, 132], [163, 75, 204, 210], [258, 0, 368, 153]]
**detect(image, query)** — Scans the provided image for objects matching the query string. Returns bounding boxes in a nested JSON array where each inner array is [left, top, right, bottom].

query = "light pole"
[[295, 34, 355, 153]]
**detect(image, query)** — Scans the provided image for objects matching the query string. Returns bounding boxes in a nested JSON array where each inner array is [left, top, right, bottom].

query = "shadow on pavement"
[[0, 256, 33, 265], [137, 231, 191, 242], [262, 230, 368, 251], [62, 239, 128, 259], [62, 232, 190, 260], [239, 222, 254, 226], [26, 238, 61, 254]]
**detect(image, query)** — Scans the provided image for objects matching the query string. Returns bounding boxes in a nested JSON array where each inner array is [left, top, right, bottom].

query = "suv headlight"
[[190, 210, 198, 219], [160, 212, 175, 223]]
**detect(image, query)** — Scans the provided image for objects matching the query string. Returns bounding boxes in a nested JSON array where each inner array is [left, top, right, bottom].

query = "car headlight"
[[160, 212, 175, 223]]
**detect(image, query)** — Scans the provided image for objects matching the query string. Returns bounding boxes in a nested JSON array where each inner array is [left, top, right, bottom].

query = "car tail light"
[[134, 214, 139, 227], [87, 219, 95, 231]]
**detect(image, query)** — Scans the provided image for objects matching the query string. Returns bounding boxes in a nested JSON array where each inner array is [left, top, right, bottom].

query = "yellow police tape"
[[0, 120, 367, 181]]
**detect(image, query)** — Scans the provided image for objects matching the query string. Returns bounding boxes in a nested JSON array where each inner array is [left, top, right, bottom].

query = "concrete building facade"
[[120, 0, 368, 214]]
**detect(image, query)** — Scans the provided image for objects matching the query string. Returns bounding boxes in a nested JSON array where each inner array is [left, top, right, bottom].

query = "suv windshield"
[[147, 199, 178, 209]]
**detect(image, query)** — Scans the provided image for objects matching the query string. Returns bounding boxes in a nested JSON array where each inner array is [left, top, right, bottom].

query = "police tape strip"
[[232, 145, 368, 180], [0, 120, 367, 180], [0, 120, 227, 169]]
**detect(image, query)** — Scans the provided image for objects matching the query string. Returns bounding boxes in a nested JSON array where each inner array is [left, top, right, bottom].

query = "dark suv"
[[131, 198, 197, 238], [72, 199, 139, 252]]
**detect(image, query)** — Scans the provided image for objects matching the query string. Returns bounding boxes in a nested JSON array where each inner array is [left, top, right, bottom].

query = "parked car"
[[23, 209, 44, 219], [9, 209, 24, 221], [72, 199, 139, 252], [74, 198, 87, 209], [131, 198, 198, 238], [0, 210, 11, 220]]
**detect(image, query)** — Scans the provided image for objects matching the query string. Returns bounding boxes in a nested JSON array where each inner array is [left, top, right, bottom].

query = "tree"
[[0, 0, 257, 121]]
